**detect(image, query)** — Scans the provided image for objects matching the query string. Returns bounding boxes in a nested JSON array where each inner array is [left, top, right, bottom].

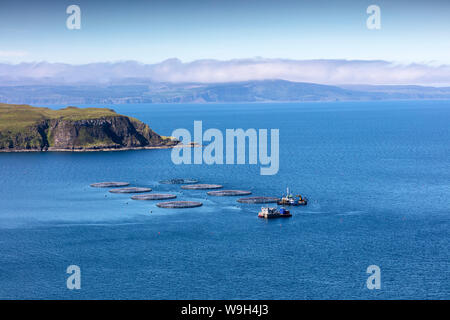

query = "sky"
[[0, 0, 449, 65]]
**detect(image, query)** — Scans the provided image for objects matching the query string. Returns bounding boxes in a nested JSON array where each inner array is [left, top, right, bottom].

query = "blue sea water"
[[0, 100, 449, 299]]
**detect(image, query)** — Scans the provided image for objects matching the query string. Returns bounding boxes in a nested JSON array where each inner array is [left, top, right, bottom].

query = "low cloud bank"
[[0, 58, 449, 86]]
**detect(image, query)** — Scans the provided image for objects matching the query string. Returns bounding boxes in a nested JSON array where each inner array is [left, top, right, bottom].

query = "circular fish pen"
[[109, 187, 152, 194], [181, 184, 223, 190], [159, 178, 199, 184], [90, 182, 130, 188], [207, 190, 252, 196], [131, 194, 177, 200], [237, 196, 280, 204], [156, 201, 203, 208]]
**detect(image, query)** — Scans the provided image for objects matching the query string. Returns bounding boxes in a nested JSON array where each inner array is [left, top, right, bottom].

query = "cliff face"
[[46, 116, 164, 150], [0, 123, 48, 150], [0, 104, 177, 151]]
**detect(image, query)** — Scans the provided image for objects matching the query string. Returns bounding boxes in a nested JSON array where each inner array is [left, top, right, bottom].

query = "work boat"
[[258, 207, 292, 219], [277, 187, 308, 206]]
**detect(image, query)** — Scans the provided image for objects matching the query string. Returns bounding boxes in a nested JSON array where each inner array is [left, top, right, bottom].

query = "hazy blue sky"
[[0, 0, 449, 64]]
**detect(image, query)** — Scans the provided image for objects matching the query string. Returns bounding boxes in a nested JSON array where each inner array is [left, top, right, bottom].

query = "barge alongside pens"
[[258, 207, 292, 219]]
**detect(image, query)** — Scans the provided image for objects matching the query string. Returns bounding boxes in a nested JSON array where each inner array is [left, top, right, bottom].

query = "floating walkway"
[[207, 190, 252, 196], [237, 196, 280, 204], [109, 187, 152, 194], [159, 178, 198, 184], [90, 182, 130, 188], [156, 201, 203, 208], [131, 193, 177, 200]]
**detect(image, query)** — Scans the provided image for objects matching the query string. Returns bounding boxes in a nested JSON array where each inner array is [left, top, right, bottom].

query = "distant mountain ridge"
[[1, 80, 450, 105]]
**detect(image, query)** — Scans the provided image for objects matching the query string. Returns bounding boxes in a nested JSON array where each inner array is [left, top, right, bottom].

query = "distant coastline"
[[1, 80, 450, 105]]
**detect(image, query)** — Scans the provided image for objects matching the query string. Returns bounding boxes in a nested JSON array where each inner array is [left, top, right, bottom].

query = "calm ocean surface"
[[0, 101, 449, 299]]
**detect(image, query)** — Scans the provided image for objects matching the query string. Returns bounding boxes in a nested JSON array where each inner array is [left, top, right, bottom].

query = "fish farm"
[[207, 190, 252, 196], [237, 196, 280, 204], [90, 182, 130, 188], [156, 201, 203, 208], [89, 179, 307, 213], [159, 178, 198, 184], [131, 194, 177, 200], [109, 187, 152, 194], [181, 184, 223, 190]]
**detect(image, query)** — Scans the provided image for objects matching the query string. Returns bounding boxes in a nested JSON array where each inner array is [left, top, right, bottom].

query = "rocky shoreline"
[[0, 142, 201, 153]]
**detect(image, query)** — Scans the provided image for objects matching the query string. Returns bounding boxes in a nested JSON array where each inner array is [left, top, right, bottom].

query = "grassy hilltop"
[[0, 103, 176, 151]]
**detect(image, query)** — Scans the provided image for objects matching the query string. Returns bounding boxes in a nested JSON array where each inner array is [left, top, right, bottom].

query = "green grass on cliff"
[[0, 103, 168, 150], [0, 104, 119, 131]]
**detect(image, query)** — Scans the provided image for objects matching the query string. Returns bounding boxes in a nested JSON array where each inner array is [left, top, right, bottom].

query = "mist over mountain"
[[1, 58, 450, 86], [0, 59, 449, 104]]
